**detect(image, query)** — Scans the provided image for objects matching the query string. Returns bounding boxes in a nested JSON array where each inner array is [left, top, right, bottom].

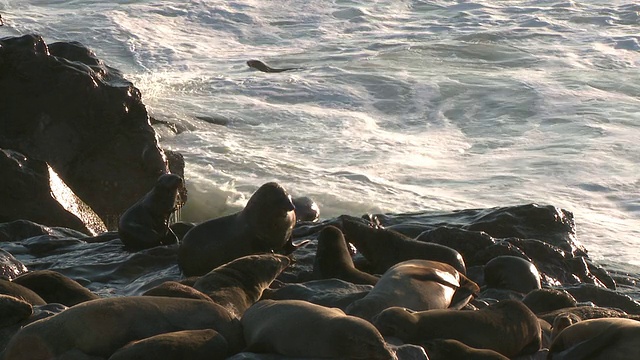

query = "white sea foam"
[[1, 0, 639, 267]]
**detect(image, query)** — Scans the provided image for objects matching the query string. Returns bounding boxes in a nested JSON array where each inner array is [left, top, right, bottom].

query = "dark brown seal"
[[339, 215, 466, 274], [246, 60, 299, 73], [178, 182, 296, 276], [372, 299, 542, 358], [483, 255, 541, 294], [313, 225, 379, 286], [12, 270, 99, 306], [118, 173, 185, 250], [549, 318, 640, 359]]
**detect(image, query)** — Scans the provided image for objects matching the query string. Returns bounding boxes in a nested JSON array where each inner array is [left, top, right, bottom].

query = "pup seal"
[[242, 299, 396, 359], [548, 318, 640, 359], [2, 296, 243, 360], [179, 182, 296, 276], [192, 253, 291, 318], [346, 259, 479, 321], [373, 299, 542, 358], [246, 60, 299, 73], [313, 225, 379, 286], [118, 173, 184, 250], [339, 215, 466, 274]]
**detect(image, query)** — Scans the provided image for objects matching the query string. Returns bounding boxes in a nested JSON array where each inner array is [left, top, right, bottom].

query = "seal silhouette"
[[313, 225, 379, 286], [246, 60, 299, 73], [483, 255, 541, 294], [346, 259, 479, 321], [242, 299, 396, 359], [178, 182, 296, 276], [118, 173, 184, 250]]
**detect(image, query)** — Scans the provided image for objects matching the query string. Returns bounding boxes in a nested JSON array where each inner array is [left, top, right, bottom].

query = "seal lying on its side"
[[2, 296, 243, 360], [313, 225, 379, 286], [346, 259, 479, 321], [548, 318, 640, 360], [373, 299, 542, 358], [179, 182, 296, 276], [118, 173, 184, 250], [242, 299, 397, 360]]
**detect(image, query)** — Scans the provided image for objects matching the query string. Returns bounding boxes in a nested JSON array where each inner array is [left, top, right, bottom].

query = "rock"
[[0, 149, 104, 235], [0, 34, 171, 229], [0, 249, 28, 280]]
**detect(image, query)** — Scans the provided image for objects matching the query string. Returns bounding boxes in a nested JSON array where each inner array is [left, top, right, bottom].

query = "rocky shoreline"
[[1, 34, 639, 359]]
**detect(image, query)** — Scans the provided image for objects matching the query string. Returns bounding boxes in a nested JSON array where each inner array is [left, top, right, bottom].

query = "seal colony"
[[2, 178, 639, 360]]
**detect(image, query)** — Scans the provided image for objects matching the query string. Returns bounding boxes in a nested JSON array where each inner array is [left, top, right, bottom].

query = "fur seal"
[[483, 255, 541, 294], [372, 299, 542, 358], [548, 318, 640, 359], [522, 288, 577, 314], [339, 215, 466, 274], [551, 312, 581, 340], [422, 339, 510, 360], [0, 294, 32, 327], [142, 281, 213, 302], [12, 270, 99, 306], [2, 296, 243, 360], [108, 329, 229, 360], [313, 225, 379, 286], [118, 173, 184, 250], [0, 278, 46, 306], [292, 196, 320, 222], [179, 182, 296, 276], [345, 259, 479, 321], [241, 299, 397, 359], [246, 60, 299, 73], [192, 254, 291, 318]]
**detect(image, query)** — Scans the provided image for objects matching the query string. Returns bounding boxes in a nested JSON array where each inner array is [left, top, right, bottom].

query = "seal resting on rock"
[[2, 296, 243, 360], [108, 329, 229, 360], [339, 215, 467, 274], [422, 339, 509, 360], [241, 299, 397, 359], [483, 255, 541, 294], [346, 259, 479, 321], [142, 281, 213, 302], [12, 270, 99, 306], [0, 278, 46, 306], [179, 182, 296, 276], [118, 173, 185, 250], [0, 294, 33, 328], [192, 253, 291, 318], [313, 225, 379, 286], [548, 318, 640, 359], [372, 299, 542, 358], [292, 196, 320, 222]]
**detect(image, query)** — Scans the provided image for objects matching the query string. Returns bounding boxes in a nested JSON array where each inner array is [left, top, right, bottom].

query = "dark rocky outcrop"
[[0, 34, 171, 229], [0, 149, 105, 235]]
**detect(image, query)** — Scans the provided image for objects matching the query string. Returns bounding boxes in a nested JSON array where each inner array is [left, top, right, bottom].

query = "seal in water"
[[118, 173, 184, 250], [246, 60, 299, 73], [178, 182, 296, 276]]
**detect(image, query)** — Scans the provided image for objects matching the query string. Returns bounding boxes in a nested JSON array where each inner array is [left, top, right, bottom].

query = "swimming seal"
[[548, 318, 640, 359], [241, 299, 396, 359], [178, 182, 296, 276], [118, 173, 185, 250], [372, 299, 542, 358], [2, 296, 243, 360], [246, 60, 299, 73], [313, 225, 379, 286], [345, 259, 479, 321], [192, 253, 291, 318]]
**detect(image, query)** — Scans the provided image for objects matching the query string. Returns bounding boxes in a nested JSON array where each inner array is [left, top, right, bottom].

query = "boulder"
[[0, 34, 170, 229]]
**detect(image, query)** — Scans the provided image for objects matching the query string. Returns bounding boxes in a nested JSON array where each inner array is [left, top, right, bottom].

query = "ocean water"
[[1, 0, 639, 275]]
